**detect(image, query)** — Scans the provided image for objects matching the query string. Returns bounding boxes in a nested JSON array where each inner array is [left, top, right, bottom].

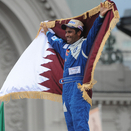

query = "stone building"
[[0, 0, 131, 131]]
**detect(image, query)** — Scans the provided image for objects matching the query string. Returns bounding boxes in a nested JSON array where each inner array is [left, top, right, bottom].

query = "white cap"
[[61, 19, 84, 31]]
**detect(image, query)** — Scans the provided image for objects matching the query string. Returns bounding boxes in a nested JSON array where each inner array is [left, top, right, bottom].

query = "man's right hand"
[[41, 23, 49, 35]]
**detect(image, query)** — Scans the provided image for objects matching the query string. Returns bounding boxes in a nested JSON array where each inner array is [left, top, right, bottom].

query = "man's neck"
[[70, 37, 83, 46]]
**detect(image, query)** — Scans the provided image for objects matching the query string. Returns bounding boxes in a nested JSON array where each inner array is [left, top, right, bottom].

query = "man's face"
[[65, 27, 80, 44]]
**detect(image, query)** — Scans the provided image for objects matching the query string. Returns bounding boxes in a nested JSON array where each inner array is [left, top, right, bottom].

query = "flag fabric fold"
[[0, 0, 119, 105]]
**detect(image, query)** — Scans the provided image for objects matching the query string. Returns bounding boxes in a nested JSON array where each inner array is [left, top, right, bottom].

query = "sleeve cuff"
[[46, 31, 50, 36], [99, 15, 104, 18]]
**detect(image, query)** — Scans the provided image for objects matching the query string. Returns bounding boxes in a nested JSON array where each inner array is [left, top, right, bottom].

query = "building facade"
[[0, 0, 131, 131]]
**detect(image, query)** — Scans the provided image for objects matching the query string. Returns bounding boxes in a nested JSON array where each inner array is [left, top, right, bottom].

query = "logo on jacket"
[[73, 46, 78, 53], [66, 49, 70, 56], [51, 36, 58, 41]]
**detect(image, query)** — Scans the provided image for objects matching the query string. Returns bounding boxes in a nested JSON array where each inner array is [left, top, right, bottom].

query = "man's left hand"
[[100, 2, 113, 16]]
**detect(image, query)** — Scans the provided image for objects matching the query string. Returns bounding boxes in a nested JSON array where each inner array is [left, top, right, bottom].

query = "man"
[[42, 2, 113, 131]]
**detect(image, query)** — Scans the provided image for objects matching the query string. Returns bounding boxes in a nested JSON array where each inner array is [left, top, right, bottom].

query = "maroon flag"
[[39, 0, 119, 105], [0, 1, 119, 105]]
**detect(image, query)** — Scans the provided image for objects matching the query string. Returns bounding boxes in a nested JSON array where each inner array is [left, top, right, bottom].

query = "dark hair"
[[74, 28, 84, 37]]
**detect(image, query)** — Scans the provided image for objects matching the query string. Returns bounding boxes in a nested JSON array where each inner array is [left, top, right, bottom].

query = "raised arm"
[[41, 24, 67, 59], [82, 2, 113, 56]]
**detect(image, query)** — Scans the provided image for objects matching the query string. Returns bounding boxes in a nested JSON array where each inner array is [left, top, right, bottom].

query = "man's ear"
[[77, 30, 82, 37]]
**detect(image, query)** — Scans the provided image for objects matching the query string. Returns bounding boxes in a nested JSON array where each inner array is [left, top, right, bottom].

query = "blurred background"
[[0, 0, 131, 131]]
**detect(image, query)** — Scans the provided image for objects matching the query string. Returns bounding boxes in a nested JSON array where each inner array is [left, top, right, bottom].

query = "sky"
[[103, 0, 131, 17]]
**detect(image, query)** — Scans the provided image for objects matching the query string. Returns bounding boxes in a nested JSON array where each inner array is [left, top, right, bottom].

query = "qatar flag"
[[0, 0, 119, 105], [0, 29, 63, 102]]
